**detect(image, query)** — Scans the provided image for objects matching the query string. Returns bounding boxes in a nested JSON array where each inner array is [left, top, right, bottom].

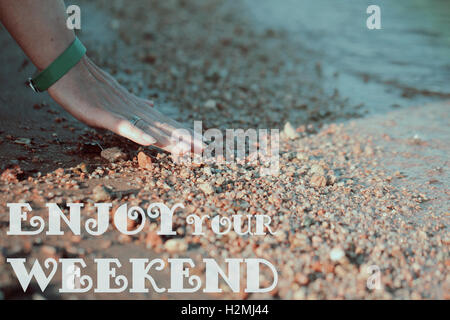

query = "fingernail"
[[142, 134, 156, 145]]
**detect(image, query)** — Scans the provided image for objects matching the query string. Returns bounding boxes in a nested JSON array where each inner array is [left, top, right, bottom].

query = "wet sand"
[[0, 0, 448, 299]]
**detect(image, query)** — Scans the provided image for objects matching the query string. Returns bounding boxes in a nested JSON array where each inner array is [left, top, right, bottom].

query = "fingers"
[[133, 119, 189, 155], [76, 59, 200, 153], [133, 116, 205, 156], [135, 109, 205, 155], [113, 119, 157, 146], [93, 109, 157, 146]]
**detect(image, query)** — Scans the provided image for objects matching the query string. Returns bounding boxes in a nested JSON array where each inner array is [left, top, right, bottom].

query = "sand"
[[0, 0, 448, 300]]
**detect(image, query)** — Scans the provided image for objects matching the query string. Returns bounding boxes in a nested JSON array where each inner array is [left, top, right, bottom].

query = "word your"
[[66, 5, 81, 30], [7, 258, 278, 294], [7, 203, 277, 237], [366, 5, 381, 30], [171, 121, 279, 176]]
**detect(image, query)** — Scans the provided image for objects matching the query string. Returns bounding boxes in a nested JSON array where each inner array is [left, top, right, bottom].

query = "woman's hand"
[[48, 56, 203, 156]]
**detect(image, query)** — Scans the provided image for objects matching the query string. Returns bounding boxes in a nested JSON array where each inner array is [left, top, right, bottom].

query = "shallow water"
[[243, 0, 450, 113]]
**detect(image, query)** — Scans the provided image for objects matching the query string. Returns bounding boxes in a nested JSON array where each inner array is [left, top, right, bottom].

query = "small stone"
[[204, 99, 217, 109], [98, 240, 112, 250], [418, 230, 428, 241], [0, 166, 21, 183], [101, 147, 127, 163], [71, 235, 81, 243], [146, 231, 163, 249], [215, 176, 225, 185], [295, 273, 309, 285], [330, 247, 345, 261], [296, 152, 308, 161], [283, 122, 299, 140], [293, 289, 306, 300], [92, 185, 112, 202], [14, 138, 31, 145], [63, 246, 79, 258], [179, 168, 190, 179], [137, 151, 153, 170], [364, 145, 374, 156], [353, 143, 362, 155], [310, 174, 327, 187], [199, 182, 214, 195], [118, 234, 132, 244], [40, 245, 57, 257], [310, 164, 325, 175], [164, 239, 188, 253], [327, 175, 337, 185], [32, 294, 46, 300]]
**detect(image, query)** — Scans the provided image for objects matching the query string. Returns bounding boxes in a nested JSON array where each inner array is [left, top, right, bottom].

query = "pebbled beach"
[[0, 0, 448, 299]]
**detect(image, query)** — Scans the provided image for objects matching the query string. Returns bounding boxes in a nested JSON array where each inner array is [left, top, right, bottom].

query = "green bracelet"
[[27, 37, 86, 93]]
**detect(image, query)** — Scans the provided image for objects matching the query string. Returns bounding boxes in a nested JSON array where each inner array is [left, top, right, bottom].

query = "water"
[[243, 0, 450, 114]]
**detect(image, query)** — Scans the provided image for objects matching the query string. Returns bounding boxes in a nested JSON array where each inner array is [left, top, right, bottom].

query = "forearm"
[[0, 0, 75, 70]]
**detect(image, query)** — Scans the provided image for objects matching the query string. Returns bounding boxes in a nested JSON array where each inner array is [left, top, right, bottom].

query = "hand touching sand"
[[49, 56, 203, 155]]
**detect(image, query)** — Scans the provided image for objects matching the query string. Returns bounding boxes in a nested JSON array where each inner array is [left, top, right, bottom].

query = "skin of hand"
[[0, 0, 203, 156], [48, 55, 204, 155]]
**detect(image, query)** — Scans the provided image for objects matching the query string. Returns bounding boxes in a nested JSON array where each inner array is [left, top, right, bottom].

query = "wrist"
[[47, 55, 90, 96], [29, 37, 86, 93]]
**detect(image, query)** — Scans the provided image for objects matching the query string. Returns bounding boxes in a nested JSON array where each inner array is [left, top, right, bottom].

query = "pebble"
[[310, 174, 327, 187], [179, 168, 190, 179], [146, 231, 163, 249], [283, 122, 300, 140], [364, 145, 374, 156], [40, 245, 57, 258], [0, 167, 20, 183], [164, 239, 188, 253], [101, 147, 128, 163], [418, 230, 428, 241], [330, 247, 345, 262], [137, 151, 153, 170], [118, 234, 132, 244], [204, 99, 217, 109], [296, 152, 308, 161], [293, 289, 306, 300], [353, 143, 362, 155], [92, 185, 112, 202], [98, 240, 112, 250], [199, 182, 214, 195], [310, 164, 325, 176], [14, 138, 31, 145]]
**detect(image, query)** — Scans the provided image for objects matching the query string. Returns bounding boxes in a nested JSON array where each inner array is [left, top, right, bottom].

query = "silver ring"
[[130, 116, 142, 126]]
